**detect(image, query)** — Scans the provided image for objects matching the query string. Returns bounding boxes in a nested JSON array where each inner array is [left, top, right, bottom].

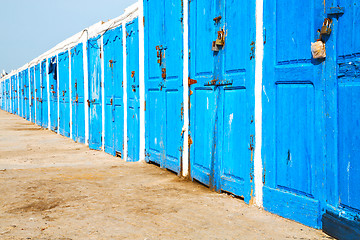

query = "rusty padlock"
[[320, 18, 332, 36]]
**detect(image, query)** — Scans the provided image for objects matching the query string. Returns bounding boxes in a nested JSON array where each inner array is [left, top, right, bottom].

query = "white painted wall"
[[182, 0, 190, 177], [138, 0, 145, 162], [57, 54, 60, 134], [254, 0, 264, 207]]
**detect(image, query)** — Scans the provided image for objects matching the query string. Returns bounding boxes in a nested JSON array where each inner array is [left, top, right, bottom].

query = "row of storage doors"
[[0, 19, 140, 163], [1, 0, 359, 234]]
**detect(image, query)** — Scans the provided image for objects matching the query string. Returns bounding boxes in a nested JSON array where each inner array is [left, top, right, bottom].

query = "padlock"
[[320, 18, 332, 35], [215, 30, 225, 46], [212, 41, 219, 52]]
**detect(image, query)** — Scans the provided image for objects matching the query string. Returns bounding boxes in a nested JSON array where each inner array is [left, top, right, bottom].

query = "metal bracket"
[[328, 7, 345, 16], [188, 77, 197, 86], [204, 79, 233, 87]]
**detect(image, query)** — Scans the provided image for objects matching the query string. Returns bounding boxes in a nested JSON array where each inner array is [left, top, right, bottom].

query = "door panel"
[[24, 69, 30, 120], [19, 72, 24, 118], [71, 44, 85, 143], [144, 0, 164, 165], [333, 0, 360, 219], [144, 0, 184, 172], [30, 67, 35, 123], [35, 64, 42, 126], [104, 26, 124, 157], [41, 60, 48, 129], [58, 51, 70, 137], [49, 56, 58, 132], [263, 0, 325, 228], [126, 19, 140, 162], [189, 0, 255, 202], [88, 37, 103, 150]]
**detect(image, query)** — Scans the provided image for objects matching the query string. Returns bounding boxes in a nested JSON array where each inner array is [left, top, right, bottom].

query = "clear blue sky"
[[0, 0, 137, 73]]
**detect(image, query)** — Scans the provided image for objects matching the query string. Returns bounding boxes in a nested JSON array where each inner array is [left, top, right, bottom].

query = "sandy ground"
[[0, 110, 333, 240]]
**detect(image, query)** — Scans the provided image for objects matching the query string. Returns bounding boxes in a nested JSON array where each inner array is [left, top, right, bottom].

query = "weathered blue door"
[[30, 67, 35, 123], [104, 27, 124, 157], [49, 56, 58, 132], [324, 0, 360, 233], [189, 0, 256, 203], [19, 71, 24, 118], [58, 51, 70, 137], [24, 69, 30, 120], [35, 64, 42, 126], [41, 60, 48, 128], [262, 0, 326, 228], [126, 19, 140, 162], [88, 36, 103, 150], [5, 79, 9, 112], [144, 0, 184, 173], [13, 75, 18, 115], [71, 43, 85, 143]]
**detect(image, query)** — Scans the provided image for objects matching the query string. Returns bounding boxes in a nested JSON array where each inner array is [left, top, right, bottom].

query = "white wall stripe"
[[122, 22, 128, 162], [254, 0, 264, 207], [57, 54, 60, 134], [138, 0, 145, 162], [182, 0, 190, 177], [101, 35, 105, 151]]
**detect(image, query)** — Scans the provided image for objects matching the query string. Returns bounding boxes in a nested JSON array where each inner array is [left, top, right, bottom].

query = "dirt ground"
[[0, 110, 333, 240]]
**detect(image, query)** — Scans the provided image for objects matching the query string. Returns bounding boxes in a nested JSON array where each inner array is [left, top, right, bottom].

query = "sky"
[[0, 0, 137, 73]]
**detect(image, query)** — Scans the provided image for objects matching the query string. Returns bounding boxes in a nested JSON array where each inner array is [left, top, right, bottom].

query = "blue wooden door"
[[13, 75, 18, 115], [30, 67, 35, 123], [144, 0, 183, 173], [41, 60, 48, 129], [325, 0, 360, 228], [19, 72, 24, 118], [189, 0, 256, 203], [126, 19, 140, 162], [88, 37, 103, 150], [263, 0, 326, 228], [71, 44, 85, 143], [49, 56, 58, 132], [35, 64, 42, 126], [58, 51, 70, 137], [104, 27, 124, 157], [11, 75, 18, 114], [24, 69, 30, 120]]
